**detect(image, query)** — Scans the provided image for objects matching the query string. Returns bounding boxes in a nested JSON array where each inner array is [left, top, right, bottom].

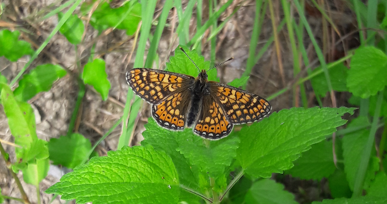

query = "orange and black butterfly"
[[126, 48, 271, 140]]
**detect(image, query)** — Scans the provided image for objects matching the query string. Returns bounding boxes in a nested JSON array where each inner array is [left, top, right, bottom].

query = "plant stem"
[[219, 170, 244, 201], [180, 185, 213, 203], [0, 143, 30, 204], [36, 185, 41, 204], [210, 177, 219, 204]]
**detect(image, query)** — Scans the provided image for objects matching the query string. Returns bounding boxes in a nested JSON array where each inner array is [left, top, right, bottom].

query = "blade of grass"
[[243, 0, 264, 83], [294, 0, 334, 105], [292, 18, 323, 107], [187, 0, 233, 46], [196, 0, 202, 54], [366, 0, 378, 46], [206, 5, 239, 42], [10, 0, 83, 86], [353, 91, 384, 197], [268, 0, 285, 86], [241, 17, 285, 82], [67, 78, 85, 136], [175, 0, 197, 45], [82, 117, 123, 164], [118, 0, 157, 149], [209, 0, 217, 63], [145, 0, 173, 68], [281, 0, 307, 108], [353, 0, 365, 44], [42, 0, 75, 20]]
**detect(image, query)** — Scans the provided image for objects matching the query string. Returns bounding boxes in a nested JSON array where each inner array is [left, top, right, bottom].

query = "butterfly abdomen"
[[187, 93, 201, 127]]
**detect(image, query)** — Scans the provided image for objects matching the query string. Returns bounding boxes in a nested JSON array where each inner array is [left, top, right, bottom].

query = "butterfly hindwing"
[[151, 91, 191, 130], [126, 68, 194, 104], [209, 82, 272, 125], [193, 94, 233, 139]]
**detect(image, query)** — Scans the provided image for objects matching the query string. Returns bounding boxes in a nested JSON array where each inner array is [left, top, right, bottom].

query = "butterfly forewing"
[[210, 82, 272, 125], [126, 68, 194, 104]]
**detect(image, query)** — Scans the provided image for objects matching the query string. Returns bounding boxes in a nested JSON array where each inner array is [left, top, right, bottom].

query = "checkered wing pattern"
[[193, 94, 233, 139], [210, 83, 272, 125], [126, 68, 194, 104], [151, 91, 191, 130]]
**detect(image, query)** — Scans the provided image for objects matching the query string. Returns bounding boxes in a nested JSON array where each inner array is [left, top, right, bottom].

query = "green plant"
[[1, 0, 387, 204]]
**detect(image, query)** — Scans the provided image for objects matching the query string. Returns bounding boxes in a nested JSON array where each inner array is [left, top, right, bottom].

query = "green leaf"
[[237, 107, 354, 178], [12, 139, 49, 172], [311, 62, 348, 97], [0, 84, 37, 158], [175, 132, 240, 178], [343, 117, 380, 191], [82, 59, 111, 100], [228, 76, 250, 88], [179, 190, 201, 204], [0, 73, 7, 84], [22, 158, 49, 187], [166, 47, 218, 81], [328, 169, 352, 198], [81, 1, 141, 36], [228, 176, 253, 204], [347, 47, 387, 98], [286, 140, 336, 180], [58, 12, 84, 45], [244, 179, 297, 204], [367, 172, 387, 197], [13, 64, 67, 101], [46, 146, 179, 203], [141, 119, 204, 192], [312, 197, 387, 204], [0, 30, 34, 62], [48, 134, 92, 169], [0, 187, 3, 203]]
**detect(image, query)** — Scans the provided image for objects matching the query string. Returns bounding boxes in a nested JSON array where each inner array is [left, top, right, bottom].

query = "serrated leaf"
[[48, 134, 92, 169], [0, 30, 34, 62], [311, 62, 348, 97], [347, 47, 387, 98], [228, 76, 250, 88], [367, 172, 387, 197], [58, 12, 84, 45], [312, 196, 387, 204], [13, 64, 67, 101], [244, 179, 297, 204], [166, 47, 218, 81], [286, 140, 336, 180], [328, 169, 352, 198], [343, 117, 379, 191], [46, 146, 179, 203], [175, 132, 240, 178], [0, 84, 37, 159], [22, 158, 49, 187], [141, 119, 206, 192], [237, 107, 354, 178], [81, 1, 141, 36], [82, 59, 111, 100]]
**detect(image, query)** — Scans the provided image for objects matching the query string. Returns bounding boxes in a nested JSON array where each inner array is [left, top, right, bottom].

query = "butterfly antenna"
[[208, 57, 234, 71], [180, 47, 201, 72]]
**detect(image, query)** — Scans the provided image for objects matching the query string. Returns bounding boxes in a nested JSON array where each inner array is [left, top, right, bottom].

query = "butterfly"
[[126, 48, 272, 140]]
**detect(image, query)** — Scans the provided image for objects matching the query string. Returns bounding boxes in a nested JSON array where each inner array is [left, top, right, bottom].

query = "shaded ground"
[[0, 0, 358, 203]]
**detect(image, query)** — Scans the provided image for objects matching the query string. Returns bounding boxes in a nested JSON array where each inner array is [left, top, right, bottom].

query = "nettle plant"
[[44, 48, 358, 204]]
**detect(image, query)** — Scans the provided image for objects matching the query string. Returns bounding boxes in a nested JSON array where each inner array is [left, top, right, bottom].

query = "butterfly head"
[[197, 69, 208, 83]]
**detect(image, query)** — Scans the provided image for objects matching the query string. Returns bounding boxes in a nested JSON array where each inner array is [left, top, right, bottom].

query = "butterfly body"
[[126, 68, 271, 140]]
